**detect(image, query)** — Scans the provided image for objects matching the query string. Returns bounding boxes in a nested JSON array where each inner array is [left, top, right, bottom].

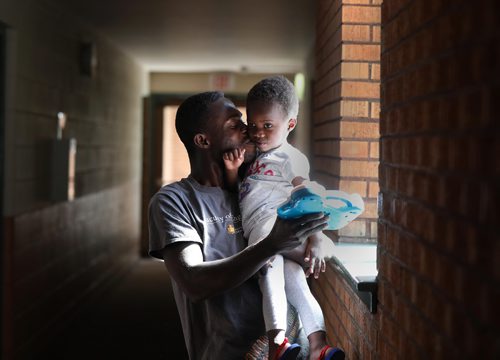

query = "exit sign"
[[209, 73, 235, 91]]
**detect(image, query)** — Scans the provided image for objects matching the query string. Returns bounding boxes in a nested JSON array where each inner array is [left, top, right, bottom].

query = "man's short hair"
[[175, 91, 224, 154], [246, 75, 299, 119]]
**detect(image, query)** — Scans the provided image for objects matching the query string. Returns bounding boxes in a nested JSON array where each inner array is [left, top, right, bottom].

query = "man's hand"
[[223, 148, 246, 171], [264, 212, 329, 254]]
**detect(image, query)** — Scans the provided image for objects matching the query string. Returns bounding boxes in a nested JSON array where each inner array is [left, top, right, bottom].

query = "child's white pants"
[[248, 217, 326, 336]]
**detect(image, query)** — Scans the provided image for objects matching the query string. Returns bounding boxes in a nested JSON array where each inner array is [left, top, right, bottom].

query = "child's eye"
[[264, 123, 273, 129], [248, 123, 256, 128]]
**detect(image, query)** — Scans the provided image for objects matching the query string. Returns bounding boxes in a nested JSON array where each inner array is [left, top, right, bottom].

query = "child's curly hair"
[[247, 75, 299, 120]]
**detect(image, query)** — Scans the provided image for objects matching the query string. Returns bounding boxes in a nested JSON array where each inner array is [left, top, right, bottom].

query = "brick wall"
[[312, 0, 499, 359], [0, 1, 144, 358], [377, 0, 499, 357], [312, 0, 381, 244]]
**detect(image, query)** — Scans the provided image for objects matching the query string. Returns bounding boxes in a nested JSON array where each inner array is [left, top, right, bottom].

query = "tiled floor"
[[40, 258, 189, 359]]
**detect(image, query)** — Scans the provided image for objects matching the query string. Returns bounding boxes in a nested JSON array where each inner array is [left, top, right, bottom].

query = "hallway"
[[1, 0, 498, 358], [40, 259, 188, 360]]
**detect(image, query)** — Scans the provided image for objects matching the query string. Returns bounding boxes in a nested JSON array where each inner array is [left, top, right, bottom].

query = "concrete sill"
[[329, 243, 378, 313]]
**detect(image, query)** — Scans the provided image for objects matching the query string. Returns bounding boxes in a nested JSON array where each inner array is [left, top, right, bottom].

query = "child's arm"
[[303, 233, 327, 278], [223, 148, 246, 191], [289, 176, 332, 278]]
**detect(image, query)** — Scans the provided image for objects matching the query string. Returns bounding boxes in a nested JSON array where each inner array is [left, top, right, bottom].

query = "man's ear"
[[287, 118, 297, 131], [193, 133, 210, 149]]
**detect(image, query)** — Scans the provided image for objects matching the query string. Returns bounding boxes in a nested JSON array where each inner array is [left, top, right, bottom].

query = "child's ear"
[[193, 133, 210, 149], [287, 118, 297, 131]]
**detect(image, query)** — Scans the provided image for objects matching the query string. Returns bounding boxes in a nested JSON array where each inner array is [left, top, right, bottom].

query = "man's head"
[[245, 75, 299, 152], [175, 91, 224, 155], [175, 91, 247, 158]]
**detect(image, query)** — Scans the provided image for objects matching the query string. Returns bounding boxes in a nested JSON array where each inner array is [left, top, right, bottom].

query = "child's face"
[[247, 101, 295, 153]]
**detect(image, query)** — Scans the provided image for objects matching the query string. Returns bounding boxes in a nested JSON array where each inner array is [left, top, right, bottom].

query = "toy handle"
[[325, 196, 353, 208]]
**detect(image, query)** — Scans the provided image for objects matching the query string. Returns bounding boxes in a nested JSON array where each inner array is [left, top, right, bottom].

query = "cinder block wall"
[[312, 0, 499, 359], [1, 1, 145, 358]]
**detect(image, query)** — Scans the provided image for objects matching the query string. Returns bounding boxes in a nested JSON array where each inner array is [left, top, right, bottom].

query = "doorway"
[[161, 105, 189, 185]]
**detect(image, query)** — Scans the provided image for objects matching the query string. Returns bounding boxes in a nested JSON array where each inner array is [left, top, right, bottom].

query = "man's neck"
[[189, 155, 226, 188]]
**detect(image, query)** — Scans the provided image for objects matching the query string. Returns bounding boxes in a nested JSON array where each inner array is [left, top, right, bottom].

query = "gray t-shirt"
[[148, 176, 265, 360]]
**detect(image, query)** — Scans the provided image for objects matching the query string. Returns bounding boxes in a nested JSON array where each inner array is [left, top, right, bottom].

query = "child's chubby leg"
[[248, 217, 301, 359], [259, 254, 295, 359], [283, 255, 344, 360], [283, 258, 325, 337]]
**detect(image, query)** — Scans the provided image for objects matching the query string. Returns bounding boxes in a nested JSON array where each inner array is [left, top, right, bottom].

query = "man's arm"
[[161, 213, 328, 303]]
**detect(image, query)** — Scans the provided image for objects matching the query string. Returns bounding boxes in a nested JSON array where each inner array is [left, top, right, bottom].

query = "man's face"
[[206, 97, 248, 154]]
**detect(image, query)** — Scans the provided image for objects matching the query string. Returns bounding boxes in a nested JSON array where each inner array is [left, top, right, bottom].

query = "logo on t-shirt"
[[205, 213, 243, 235]]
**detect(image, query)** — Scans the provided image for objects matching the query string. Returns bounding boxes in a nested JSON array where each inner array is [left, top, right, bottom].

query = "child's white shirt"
[[239, 141, 310, 240]]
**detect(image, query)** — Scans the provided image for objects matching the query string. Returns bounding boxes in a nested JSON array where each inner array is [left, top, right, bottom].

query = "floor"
[[40, 258, 189, 359]]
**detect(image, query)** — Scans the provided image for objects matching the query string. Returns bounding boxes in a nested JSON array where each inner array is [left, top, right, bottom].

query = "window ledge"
[[329, 243, 378, 313]]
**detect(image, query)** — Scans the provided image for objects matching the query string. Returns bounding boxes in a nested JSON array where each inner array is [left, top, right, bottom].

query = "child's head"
[[246, 75, 299, 152]]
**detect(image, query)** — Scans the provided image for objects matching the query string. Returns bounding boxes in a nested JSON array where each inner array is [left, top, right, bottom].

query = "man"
[[149, 91, 328, 359]]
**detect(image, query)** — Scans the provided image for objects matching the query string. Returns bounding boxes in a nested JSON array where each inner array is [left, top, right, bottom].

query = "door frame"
[[0, 22, 7, 359]]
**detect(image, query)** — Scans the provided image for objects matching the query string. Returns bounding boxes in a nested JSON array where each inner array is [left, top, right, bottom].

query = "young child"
[[223, 76, 345, 360]]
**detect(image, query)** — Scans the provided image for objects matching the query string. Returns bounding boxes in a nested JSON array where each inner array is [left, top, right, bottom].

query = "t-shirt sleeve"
[[148, 191, 202, 260], [282, 148, 310, 183]]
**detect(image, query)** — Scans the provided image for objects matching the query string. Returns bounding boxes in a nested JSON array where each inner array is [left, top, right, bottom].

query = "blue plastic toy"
[[277, 186, 364, 230]]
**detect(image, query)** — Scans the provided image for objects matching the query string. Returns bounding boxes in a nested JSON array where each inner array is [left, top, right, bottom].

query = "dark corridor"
[[39, 259, 188, 359]]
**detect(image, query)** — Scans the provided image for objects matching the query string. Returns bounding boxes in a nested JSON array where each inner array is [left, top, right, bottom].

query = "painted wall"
[[0, 0, 146, 358]]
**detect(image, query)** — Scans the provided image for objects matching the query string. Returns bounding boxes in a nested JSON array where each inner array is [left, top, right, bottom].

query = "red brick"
[[340, 160, 378, 177], [341, 81, 380, 98], [339, 179, 368, 196], [339, 219, 366, 236], [341, 62, 370, 79], [342, 24, 371, 41], [368, 181, 379, 198], [370, 101, 380, 119], [342, 44, 381, 61], [340, 121, 379, 139], [372, 25, 381, 42], [369, 141, 379, 158], [343, 5, 381, 23], [363, 201, 378, 218], [371, 63, 381, 80], [340, 100, 369, 117], [339, 140, 370, 158]]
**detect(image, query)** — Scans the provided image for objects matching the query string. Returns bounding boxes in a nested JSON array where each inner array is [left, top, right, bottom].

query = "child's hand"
[[304, 235, 328, 279], [223, 148, 246, 171]]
